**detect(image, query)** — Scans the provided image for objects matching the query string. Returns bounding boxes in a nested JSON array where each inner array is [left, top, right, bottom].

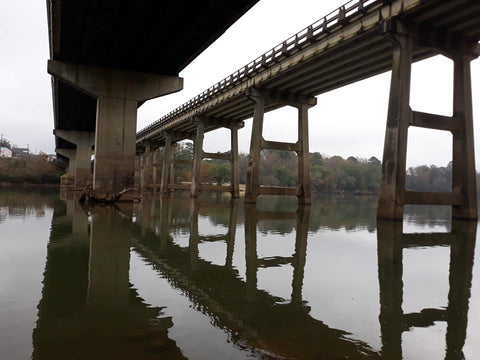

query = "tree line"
[[167, 142, 465, 195]]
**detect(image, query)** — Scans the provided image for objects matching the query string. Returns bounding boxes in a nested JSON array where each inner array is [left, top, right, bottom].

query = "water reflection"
[[377, 220, 476, 360], [133, 196, 379, 359], [0, 189, 477, 359], [32, 194, 185, 359], [244, 204, 309, 305]]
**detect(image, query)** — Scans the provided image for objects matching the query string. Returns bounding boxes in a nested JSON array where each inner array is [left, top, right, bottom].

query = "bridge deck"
[[137, 0, 480, 147], [47, 0, 259, 152]]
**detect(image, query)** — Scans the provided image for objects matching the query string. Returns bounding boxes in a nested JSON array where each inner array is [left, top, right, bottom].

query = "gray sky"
[[1, 0, 479, 167]]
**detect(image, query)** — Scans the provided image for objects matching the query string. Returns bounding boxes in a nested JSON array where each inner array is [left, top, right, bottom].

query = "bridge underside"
[[136, 0, 480, 220], [48, 0, 259, 195]]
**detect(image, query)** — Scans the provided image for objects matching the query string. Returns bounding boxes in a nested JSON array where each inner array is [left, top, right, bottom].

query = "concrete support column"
[[139, 155, 145, 191], [244, 94, 265, 203], [161, 135, 173, 194], [191, 120, 205, 197], [67, 152, 76, 173], [48, 60, 183, 197], [377, 35, 413, 220], [94, 95, 137, 193], [231, 126, 240, 198], [452, 53, 477, 219], [56, 148, 77, 189], [169, 162, 175, 191], [55, 130, 95, 190], [297, 104, 312, 205], [56, 148, 76, 174], [152, 149, 158, 191], [140, 144, 153, 191], [75, 143, 92, 190]]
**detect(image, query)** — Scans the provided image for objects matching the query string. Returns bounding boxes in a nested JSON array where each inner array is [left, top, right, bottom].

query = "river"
[[0, 188, 479, 359]]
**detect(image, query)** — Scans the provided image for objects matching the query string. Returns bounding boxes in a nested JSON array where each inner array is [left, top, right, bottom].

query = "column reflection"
[[377, 220, 477, 360], [33, 198, 184, 359]]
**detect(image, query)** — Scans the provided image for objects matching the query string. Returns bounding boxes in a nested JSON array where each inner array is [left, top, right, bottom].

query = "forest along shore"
[[0, 155, 62, 186]]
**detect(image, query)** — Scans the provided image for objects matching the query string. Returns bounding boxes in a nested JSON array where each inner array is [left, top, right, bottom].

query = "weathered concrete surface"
[[49, 60, 183, 196], [452, 53, 477, 220], [55, 130, 94, 190], [56, 148, 76, 188], [377, 34, 413, 220]]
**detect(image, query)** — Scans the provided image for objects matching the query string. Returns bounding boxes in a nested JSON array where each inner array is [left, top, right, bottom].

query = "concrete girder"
[[47, 60, 183, 101]]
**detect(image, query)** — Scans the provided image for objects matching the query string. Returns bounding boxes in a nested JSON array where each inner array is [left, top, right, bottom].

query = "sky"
[[1, 0, 479, 168]]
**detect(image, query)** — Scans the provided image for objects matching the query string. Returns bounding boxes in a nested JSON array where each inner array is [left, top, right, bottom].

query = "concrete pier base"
[[48, 60, 183, 199], [56, 148, 76, 189], [55, 130, 94, 190]]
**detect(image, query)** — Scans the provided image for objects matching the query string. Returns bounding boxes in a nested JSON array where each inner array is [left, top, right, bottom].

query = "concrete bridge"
[[46, 0, 258, 194], [135, 0, 480, 220]]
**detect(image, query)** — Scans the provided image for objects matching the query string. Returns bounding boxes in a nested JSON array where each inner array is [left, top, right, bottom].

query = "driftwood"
[[78, 185, 137, 204]]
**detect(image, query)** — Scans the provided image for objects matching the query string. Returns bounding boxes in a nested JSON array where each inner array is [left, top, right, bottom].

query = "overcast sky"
[[1, 0, 479, 167]]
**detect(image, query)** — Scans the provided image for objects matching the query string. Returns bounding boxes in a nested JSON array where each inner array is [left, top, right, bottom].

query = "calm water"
[[0, 188, 479, 359]]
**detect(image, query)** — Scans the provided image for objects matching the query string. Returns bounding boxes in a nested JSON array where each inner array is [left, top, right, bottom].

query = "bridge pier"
[[152, 149, 159, 192], [190, 117, 242, 198], [160, 134, 174, 194], [377, 24, 478, 220], [48, 60, 183, 198], [140, 144, 154, 191], [244, 89, 316, 204], [54, 130, 95, 190], [56, 148, 76, 188]]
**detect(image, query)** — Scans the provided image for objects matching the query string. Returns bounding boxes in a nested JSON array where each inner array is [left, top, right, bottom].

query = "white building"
[[0, 147, 12, 158]]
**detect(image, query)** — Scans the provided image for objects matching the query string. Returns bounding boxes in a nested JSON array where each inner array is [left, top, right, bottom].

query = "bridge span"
[[135, 0, 480, 220], [47, 0, 259, 195]]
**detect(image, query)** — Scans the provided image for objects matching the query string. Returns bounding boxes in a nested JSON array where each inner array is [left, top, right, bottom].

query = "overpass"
[[136, 0, 480, 220], [46, 0, 259, 193]]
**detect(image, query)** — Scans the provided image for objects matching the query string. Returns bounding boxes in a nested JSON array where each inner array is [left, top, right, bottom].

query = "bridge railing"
[[136, 0, 382, 139]]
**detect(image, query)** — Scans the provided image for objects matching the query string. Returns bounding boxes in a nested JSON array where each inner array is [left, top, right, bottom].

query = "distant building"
[[12, 147, 29, 157], [0, 147, 13, 158], [46, 154, 57, 162]]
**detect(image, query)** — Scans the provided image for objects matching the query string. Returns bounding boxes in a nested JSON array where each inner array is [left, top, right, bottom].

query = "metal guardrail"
[[136, 0, 383, 139]]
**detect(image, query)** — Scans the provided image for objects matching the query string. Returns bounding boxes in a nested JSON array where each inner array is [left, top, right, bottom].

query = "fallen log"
[[78, 185, 139, 204]]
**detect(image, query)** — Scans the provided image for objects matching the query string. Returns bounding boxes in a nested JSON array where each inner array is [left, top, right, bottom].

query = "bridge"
[[46, 0, 259, 195], [135, 0, 480, 220]]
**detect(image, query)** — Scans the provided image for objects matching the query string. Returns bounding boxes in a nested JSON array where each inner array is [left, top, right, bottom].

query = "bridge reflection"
[[32, 193, 185, 359], [377, 220, 476, 360], [33, 193, 477, 359], [133, 195, 379, 359]]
